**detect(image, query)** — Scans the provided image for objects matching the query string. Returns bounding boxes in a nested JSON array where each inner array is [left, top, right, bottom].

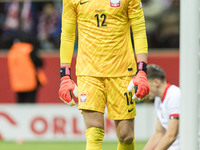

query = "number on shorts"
[[124, 92, 133, 105]]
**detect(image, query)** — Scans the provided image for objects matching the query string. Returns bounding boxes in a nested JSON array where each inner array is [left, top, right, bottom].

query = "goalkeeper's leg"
[[83, 110, 104, 150], [115, 119, 135, 150]]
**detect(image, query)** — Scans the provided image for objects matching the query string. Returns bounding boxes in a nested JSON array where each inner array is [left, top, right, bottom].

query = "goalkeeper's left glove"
[[127, 61, 150, 103]]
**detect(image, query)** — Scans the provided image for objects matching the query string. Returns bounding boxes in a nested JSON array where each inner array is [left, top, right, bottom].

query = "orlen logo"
[[0, 112, 17, 139]]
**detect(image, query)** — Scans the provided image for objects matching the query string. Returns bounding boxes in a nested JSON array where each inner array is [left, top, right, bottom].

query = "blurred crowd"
[[143, 0, 180, 48], [0, 1, 62, 50], [0, 0, 179, 50]]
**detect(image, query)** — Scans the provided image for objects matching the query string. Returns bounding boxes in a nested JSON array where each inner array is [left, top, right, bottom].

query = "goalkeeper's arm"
[[60, 15, 76, 64], [59, 16, 78, 106], [128, 1, 149, 101]]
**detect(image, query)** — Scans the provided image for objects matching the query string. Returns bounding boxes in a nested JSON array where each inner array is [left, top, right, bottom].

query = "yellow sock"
[[117, 138, 135, 150], [85, 127, 104, 150]]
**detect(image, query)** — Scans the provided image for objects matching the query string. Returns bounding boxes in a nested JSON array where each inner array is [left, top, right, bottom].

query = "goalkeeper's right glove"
[[58, 67, 78, 106]]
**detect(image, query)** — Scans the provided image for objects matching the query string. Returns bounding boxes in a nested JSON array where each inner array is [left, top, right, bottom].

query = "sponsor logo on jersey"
[[110, 0, 121, 8], [80, 94, 87, 102]]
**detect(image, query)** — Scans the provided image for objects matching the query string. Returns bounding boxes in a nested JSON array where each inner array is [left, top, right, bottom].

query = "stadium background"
[[0, 0, 180, 149]]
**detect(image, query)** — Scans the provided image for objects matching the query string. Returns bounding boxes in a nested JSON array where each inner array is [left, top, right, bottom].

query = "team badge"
[[80, 94, 87, 102], [110, 0, 121, 8]]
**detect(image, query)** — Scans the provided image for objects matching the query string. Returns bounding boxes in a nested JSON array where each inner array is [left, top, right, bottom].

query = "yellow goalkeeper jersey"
[[60, 0, 148, 77]]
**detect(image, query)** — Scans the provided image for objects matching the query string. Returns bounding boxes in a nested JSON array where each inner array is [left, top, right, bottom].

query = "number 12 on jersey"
[[94, 14, 107, 27]]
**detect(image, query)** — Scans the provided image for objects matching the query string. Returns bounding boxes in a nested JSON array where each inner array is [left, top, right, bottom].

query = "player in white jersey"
[[144, 64, 180, 150]]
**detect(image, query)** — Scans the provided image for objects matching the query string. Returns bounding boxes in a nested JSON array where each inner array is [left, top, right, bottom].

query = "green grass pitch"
[[0, 141, 147, 150]]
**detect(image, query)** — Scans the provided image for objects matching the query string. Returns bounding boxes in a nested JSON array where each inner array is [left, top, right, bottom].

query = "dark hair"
[[147, 64, 166, 81]]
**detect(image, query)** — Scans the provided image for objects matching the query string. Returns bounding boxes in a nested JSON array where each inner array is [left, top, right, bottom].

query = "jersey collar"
[[161, 83, 171, 102]]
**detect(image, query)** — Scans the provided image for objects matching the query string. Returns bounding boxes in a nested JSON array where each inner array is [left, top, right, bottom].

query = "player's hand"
[[59, 76, 78, 106], [127, 70, 150, 103], [59, 67, 78, 106]]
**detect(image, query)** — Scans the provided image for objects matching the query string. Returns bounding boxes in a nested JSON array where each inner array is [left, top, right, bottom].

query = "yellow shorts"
[[77, 76, 136, 120]]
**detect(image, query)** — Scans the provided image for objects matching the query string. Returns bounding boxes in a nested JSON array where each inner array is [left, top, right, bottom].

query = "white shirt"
[[154, 84, 181, 150]]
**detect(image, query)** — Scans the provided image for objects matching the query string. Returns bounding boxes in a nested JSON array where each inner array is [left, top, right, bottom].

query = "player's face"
[[147, 79, 158, 100]]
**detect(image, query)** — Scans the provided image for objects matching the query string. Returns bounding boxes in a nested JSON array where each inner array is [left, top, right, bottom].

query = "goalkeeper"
[[144, 64, 180, 150], [59, 0, 150, 150]]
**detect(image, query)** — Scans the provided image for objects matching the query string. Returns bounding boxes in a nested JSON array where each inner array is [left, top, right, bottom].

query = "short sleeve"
[[166, 90, 181, 117]]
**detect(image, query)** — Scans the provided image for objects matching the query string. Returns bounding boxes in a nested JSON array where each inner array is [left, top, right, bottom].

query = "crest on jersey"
[[110, 0, 121, 8], [80, 94, 87, 102]]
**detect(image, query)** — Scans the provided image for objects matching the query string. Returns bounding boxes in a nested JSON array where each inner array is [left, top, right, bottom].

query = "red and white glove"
[[127, 62, 150, 102], [59, 67, 78, 106]]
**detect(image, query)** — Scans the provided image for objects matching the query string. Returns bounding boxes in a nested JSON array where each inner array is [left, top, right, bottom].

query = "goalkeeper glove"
[[59, 67, 78, 106], [127, 62, 150, 103]]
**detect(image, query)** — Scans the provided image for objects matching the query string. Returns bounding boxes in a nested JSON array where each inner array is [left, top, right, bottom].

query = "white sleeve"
[[166, 89, 181, 117]]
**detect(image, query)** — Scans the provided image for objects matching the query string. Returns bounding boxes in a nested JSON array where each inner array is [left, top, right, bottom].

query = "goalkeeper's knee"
[[85, 127, 104, 150]]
